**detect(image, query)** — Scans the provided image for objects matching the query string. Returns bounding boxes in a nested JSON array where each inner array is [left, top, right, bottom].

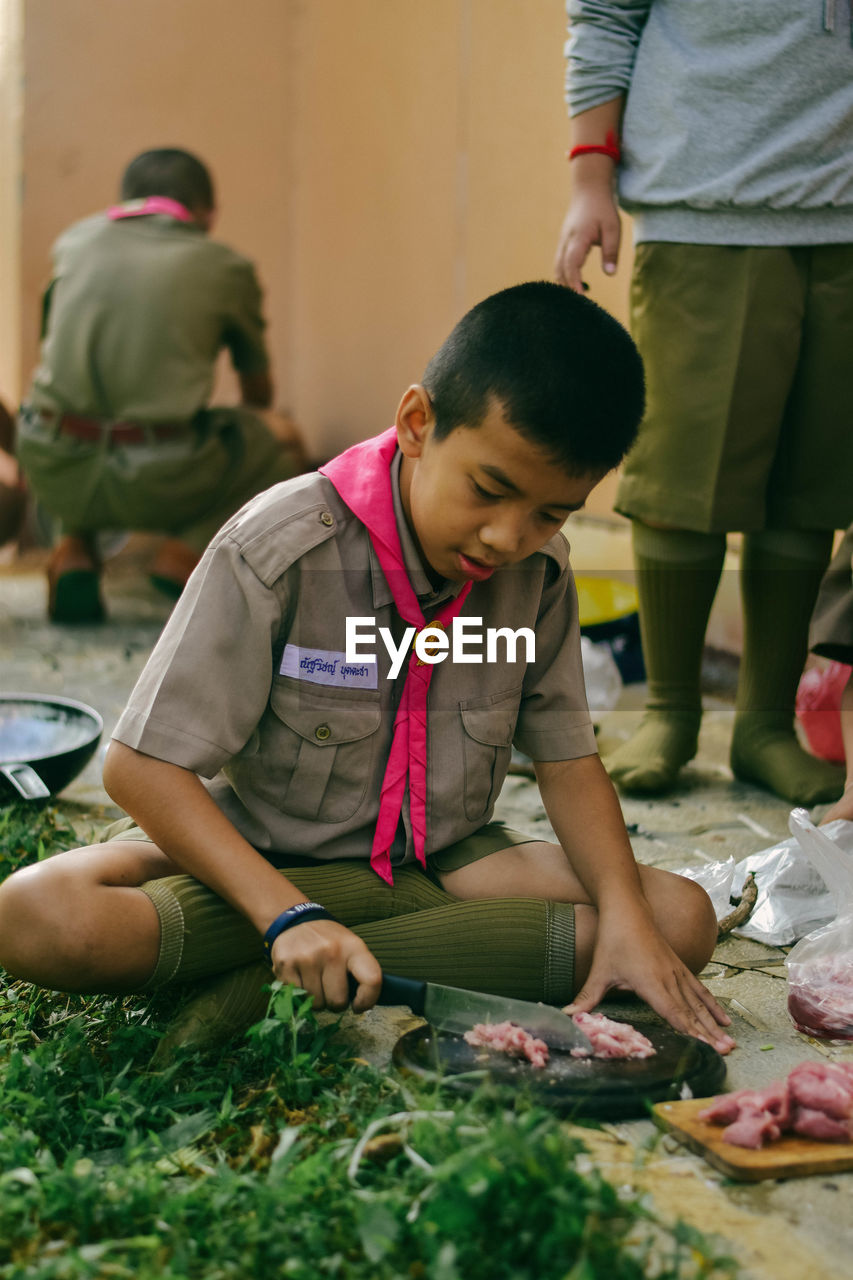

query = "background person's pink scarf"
[[321, 428, 472, 883]]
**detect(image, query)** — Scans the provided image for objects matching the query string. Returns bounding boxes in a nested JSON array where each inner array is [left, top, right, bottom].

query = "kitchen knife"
[[350, 972, 593, 1053]]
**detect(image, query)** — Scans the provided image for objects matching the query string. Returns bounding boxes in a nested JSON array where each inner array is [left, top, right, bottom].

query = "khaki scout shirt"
[[112, 456, 597, 863], [28, 213, 269, 423]]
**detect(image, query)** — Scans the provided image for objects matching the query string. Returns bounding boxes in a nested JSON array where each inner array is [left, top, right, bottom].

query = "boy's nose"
[[480, 513, 525, 556]]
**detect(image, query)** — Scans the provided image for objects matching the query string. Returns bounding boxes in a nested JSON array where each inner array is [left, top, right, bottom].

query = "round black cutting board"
[[392, 1021, 727, 1120]]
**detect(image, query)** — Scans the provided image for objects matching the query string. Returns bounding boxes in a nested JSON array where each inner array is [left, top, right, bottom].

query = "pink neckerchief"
[[107, 196, 196, 223], [320, 427, 472, 884]]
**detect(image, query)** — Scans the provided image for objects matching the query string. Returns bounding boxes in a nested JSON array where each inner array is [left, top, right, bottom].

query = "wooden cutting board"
[[653, 1097, 853, 1181]]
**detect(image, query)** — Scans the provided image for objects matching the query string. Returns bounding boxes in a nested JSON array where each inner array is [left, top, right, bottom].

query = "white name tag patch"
[[280, 644, 378, 690]]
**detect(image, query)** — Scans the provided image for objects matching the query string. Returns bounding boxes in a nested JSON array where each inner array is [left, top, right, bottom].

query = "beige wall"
[[0, 0, 22, 413], [14, 0, 631, 512]]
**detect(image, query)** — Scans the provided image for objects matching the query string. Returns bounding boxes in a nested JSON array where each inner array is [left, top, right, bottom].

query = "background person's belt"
[[45, 411, 191, 444]]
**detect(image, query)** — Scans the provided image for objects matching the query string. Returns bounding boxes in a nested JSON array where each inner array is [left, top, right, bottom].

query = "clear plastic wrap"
[[670, 820, 853, 945], [580, 635, 623, 718], [670, 857, 736, 922], [785, 809, 853, 1041], [732, 819, 853, 946]]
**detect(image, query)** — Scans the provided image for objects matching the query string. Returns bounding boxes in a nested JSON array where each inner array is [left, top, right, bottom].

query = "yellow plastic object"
[[575, 576, 638, 628]]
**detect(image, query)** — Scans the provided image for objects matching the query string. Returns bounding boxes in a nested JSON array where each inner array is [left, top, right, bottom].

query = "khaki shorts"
[[617, 243, 853, 533], [100, 817, 538, 989], [100, 816, 534, 869]]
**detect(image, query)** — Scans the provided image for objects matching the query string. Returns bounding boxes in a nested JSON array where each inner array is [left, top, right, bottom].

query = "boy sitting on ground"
[[0, 282, 734, 1056], [17, 147, 305, 623]]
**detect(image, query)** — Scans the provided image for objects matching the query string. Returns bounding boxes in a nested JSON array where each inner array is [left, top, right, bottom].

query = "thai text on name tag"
[[280, 645, 378, 689]]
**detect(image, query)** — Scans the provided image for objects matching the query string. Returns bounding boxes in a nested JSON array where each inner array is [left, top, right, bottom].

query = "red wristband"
[[567, 129, 621, 164]]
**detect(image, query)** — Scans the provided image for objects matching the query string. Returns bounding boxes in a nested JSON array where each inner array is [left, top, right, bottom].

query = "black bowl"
[[0, 693, 103, 802]]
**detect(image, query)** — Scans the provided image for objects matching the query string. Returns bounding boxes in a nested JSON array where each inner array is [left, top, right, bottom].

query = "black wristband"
[[262, 902, 335, 961]]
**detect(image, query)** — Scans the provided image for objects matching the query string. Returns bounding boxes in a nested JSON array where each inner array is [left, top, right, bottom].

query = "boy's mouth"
[[457, 552, 498, 581]]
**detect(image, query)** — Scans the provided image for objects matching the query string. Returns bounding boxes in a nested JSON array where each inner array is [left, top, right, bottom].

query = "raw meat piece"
[[568, 1011, 656, 1060], [791, 1107, 852, 1142], [787, 1061, 853, 1119], [698, 1091, 746, 1126], [699, 1081, 790, 1132], [787, 957, 853, 1040], [699, 1059, 853, 1148], [721, 1104, 783, 1150], [464, 1020, 549, 1068]]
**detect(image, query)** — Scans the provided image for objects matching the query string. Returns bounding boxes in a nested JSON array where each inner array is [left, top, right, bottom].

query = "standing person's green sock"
[[604, 522, 726, 794], [730, 528, 844, 805]]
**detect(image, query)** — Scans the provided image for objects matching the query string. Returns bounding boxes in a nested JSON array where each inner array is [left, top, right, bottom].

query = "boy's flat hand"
[[563, 912, 737, 1055], [270, 919, 383, 1013]]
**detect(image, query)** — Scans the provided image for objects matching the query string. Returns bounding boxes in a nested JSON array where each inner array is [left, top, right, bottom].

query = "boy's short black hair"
[[423, 281, 644, 475], [120, 148, 215, 213]]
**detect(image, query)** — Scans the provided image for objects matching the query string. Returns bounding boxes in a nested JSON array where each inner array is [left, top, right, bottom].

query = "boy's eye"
[[472, 480, 502, 501], [539, 511, 565, 526]]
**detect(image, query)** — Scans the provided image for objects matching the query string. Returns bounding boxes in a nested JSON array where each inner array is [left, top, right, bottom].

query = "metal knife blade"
[[365, 972, 593, 1053], [421, 982, 593, 1053]]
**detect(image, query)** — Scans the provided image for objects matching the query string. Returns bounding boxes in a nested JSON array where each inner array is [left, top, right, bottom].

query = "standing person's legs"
[[609, 244, 829, 796], [731, 527, 841, 803], [730, 244, 853, 803], [604, 522, 726, 792]]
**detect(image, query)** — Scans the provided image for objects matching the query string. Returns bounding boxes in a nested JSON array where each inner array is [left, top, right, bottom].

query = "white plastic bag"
[[580, 635, 622, 718], [785, 809, 853, 1041], [731, 818, 853, 946], [670, 857, 736, 923]]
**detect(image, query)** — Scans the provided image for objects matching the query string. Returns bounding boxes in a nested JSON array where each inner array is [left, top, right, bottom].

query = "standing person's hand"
[[554, 184, 622, 293]]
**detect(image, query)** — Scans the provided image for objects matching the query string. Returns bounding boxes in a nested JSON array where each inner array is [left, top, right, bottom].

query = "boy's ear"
[[395, 384, 434, 458]]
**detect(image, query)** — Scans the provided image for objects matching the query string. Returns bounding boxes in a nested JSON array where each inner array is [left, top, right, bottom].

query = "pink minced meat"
[[464, 1021, 550, 1068], [463, 1012, 656, 1070], [569, 1012, 656, 1060], [699, 1060, 853, 1148]]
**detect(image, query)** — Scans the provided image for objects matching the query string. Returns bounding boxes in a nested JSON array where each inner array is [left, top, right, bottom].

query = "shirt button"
[[319, 511, 335, 527], [315, 724, 332, 741]]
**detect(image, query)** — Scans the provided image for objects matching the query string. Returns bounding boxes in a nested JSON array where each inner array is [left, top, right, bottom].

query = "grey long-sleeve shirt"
[[566, 0, 853, 244]]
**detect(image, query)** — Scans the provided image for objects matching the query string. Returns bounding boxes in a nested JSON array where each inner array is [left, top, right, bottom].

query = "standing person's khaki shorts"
[[616, 243, 853, 533]]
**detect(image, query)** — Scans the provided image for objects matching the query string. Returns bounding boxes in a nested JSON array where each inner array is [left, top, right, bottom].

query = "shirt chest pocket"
[[262, 682, 382, 823], [459, 688, 520, 822]]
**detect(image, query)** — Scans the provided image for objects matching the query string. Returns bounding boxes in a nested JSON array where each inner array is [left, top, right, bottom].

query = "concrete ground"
[[1, 524, 852, 1279]]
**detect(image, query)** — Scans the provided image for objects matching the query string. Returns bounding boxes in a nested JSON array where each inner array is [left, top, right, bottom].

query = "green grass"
[[0, 804, 738, 1280]]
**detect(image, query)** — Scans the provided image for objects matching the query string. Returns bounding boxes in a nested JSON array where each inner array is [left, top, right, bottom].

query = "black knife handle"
[[347, 971, 427, 1015]]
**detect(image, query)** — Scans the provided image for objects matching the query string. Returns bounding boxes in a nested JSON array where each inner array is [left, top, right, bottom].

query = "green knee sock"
[[604, 523, 726, 794], [148, 863, 576, 1053], [731, 528, 844, 806]]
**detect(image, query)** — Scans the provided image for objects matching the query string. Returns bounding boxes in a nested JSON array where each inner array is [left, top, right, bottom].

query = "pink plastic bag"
[[795, 661, 851, 764]]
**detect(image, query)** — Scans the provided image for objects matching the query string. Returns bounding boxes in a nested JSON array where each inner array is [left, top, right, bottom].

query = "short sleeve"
[[112, 529, 289, 776]]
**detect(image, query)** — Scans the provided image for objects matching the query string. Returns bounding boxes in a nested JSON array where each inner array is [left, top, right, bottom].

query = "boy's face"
[[396, 387, 603, 583]]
